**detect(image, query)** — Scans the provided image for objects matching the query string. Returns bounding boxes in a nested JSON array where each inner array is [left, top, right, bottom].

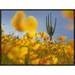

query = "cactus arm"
[[48, 14, 51, 34], [49, 13, 53, 36], [47, 14, 51, 34], [46, 16, 49, 33], [50, 13, 52, 27], [48, 14, 50, 28], [52, 17, 56, 34]]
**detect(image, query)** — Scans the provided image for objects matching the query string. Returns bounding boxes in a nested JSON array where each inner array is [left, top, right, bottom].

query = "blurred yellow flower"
[[11, 11, 27, 32], [11, 11, 38, 32], [7, 46, 28, 60], [62, 11, 74, 20], [27, 16, 38, 31], [68, 39, 74, 47], [57, 36, 66, 41], [15, 11, 25, 19], [67, 45, 73, 57]]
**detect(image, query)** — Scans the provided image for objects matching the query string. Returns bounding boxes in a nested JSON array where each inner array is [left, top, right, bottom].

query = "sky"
[[1, 10, 74, 40]]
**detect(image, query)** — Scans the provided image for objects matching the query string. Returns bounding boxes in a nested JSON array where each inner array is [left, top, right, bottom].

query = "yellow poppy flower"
[[27, 31, 36, 38], [57, 36, 66, 41], [11, 11, 25, 27], [11, 11, 27, 32], [11, 11, 38, 32], [27, 16, 38, 31]]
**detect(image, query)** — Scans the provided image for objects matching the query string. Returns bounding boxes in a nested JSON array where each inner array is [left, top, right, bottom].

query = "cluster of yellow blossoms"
[[1, 32, 74, 64]]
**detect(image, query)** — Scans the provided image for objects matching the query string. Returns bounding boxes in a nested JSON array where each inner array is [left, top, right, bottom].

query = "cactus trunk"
[[46, 13, 56, 41], [50, 35, 52, 40]]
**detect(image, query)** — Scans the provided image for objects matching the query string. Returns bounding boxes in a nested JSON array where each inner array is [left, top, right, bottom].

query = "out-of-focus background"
[[1, 11, 74, 40]]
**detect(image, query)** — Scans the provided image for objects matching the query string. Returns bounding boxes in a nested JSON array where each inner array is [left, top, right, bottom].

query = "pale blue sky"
[[1, 11, 74, 40]]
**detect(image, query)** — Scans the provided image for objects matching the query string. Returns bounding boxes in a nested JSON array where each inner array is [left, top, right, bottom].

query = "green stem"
[[50, 36, 52, 40], [25, 48, 31, 64]]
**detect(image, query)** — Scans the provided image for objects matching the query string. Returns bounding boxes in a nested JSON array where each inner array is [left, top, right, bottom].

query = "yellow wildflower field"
[[1, 32, 74, 64], [1, 11, 74, 64]]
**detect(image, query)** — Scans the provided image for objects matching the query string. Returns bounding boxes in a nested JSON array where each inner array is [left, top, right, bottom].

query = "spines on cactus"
[[46, 13, 56, 40]]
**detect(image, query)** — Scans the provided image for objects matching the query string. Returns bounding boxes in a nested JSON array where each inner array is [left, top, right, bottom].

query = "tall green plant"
[[46, 13, 56, 40]]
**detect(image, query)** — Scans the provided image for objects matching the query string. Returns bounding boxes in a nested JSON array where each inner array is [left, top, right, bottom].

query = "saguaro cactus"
[[46, 13, 56, 40]]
